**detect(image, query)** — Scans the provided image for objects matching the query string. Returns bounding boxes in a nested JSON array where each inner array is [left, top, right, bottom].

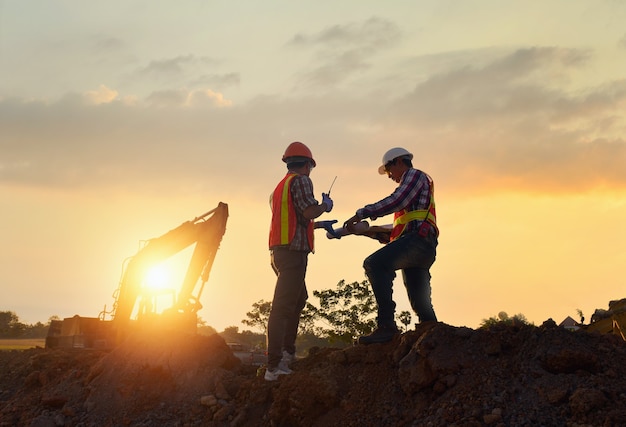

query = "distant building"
[[559, 316, 580, 331]]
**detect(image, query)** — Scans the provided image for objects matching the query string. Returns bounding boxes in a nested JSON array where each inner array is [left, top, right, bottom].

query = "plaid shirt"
[[287, 173, 318, 252], [358, 168, 433, 236]]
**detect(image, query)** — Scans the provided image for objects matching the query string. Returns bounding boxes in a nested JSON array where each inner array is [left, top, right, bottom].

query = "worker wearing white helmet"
[[265, 142, 336, 381], [344, 147, 439, 344]]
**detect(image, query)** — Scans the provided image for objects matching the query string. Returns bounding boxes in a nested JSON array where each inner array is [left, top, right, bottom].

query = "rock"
[[569, 388, 607, 415], [200, 394, 218, 407]]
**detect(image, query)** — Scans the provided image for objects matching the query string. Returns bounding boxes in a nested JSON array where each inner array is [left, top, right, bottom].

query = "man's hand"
[[321, 193, 333, 212], [316, 220, 340, 238]]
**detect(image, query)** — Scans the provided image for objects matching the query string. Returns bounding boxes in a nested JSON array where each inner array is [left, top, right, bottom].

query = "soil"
[[2, 320, 626, 427]]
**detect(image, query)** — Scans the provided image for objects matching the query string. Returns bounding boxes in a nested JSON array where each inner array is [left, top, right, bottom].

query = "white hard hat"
[[378, 147, 413, 174]]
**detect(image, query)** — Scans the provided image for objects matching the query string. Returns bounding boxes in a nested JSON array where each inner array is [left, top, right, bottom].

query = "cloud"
[[145, 88, 232, 108], [0, 87, 238, 192], [383, 47, 626, 192], [83, 85, 119, 105], [187, 89, 233, 108], [93, 36, 126, 53], [127, 55, 237, 92], [137, 54, 201, 78], [191, 72, 240, 89], [288, 17, 402, 88], [2, 46, 625, 198], [296, 51, 371, 87], [390, 47, 592, 122], [290, 16, 401, 49]]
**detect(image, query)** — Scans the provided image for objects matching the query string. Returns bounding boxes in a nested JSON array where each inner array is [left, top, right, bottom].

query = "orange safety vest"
[[269, 173, 315, 250], [389, 176, 438, 242]]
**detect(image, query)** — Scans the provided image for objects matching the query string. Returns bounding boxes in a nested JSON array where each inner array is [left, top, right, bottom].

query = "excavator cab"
[[45, 202, 229, 349]]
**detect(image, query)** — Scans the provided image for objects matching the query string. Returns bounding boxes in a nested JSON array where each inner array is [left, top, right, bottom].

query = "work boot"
[[264, 367, 291, 381], [277, 350, 294, 374], [357, 325, 400, 345]]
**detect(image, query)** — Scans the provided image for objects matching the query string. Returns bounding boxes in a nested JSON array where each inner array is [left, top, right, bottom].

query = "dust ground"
[[2, 321, 626, 426]]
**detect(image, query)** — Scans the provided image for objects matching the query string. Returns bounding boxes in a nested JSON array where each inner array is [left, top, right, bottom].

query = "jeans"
[[267, 248, 308, 369], [363, 232, 437, 327]]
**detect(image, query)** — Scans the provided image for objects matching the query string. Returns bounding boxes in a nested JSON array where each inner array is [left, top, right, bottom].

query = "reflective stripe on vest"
[[278, 175, 294, 245], [393, 209, 436, 227]]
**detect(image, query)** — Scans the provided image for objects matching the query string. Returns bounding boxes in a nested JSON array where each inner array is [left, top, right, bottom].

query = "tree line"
[[2, 279, 533, 349], [0, 311, 53, 338], [1, 279, 409, 347]]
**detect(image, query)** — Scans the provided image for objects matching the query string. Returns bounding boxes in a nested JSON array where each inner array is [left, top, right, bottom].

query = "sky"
[[1, 0, 626, 333]]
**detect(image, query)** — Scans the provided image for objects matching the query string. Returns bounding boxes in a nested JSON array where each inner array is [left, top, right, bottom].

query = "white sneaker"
[[264, 367, 290, 381], [277, 351, 294, 374]]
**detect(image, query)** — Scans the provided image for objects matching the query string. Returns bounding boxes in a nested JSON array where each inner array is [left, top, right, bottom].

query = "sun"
[[135, 247, 196, 316], [144, 264, 171, 291], [136, 263, 180, 316]]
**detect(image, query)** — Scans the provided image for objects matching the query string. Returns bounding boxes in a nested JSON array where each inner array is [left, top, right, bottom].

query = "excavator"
[[45, 202, 229, 349], [585, 298, 626, 341]]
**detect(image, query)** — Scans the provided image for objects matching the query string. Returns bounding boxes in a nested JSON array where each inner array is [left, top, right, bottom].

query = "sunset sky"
[[2, 1, 625, 333]]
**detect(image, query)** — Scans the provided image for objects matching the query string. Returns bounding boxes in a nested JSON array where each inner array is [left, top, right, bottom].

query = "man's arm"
[[291, 174, 332, 220], [360, 169, 423, 220], [304, 203, 330, 220]]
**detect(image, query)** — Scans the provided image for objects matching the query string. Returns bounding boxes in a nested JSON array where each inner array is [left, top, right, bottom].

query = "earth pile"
[[1, 321, 626, 426]]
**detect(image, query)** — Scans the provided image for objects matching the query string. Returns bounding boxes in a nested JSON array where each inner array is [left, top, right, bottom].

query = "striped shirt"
[[357, 168, 433, 236]]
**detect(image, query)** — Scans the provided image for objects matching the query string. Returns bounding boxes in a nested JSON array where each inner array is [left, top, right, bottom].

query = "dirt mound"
[[2, 321, 626, 426]]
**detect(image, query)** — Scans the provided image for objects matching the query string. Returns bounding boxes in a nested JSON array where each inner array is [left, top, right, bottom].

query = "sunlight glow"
[[135, 247, 197, 317], [144, 265, 171, 290]]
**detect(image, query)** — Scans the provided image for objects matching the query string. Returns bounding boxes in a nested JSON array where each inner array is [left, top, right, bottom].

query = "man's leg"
[[360, 242, 403, 344], [267, 249, 307, 370], [363, 243, 400, 328], [282, 280, 307, 355], [364, 233, 436, 326], [401, 235, 437, 322], [403, 267, 437, 322]]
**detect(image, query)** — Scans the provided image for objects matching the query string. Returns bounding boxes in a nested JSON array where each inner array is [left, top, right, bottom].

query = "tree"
[[479, 311, 532, 329], [220, 326, 241, 343], [238, 329, 266, 350], [242, 300, 271, 335], [0, 312, 56, 338], [196, 316, 217, 336], [576, 308, 585, 324], [241, 279, 421, 349], [398, 311, 412, 331], [298, 302, 318, 335], [0, 311, 24, 338], [22, 321, 48, 338], [306, 279, 377, 344]]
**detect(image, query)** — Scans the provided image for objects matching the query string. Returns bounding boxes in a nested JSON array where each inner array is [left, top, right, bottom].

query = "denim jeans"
[[267, 248, 308, 369], [363, 232, 437, 327]]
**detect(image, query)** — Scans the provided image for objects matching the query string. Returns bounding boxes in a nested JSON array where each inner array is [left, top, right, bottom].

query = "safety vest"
[[389, 175, 438, 242], [269, 173, 315, 250]]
